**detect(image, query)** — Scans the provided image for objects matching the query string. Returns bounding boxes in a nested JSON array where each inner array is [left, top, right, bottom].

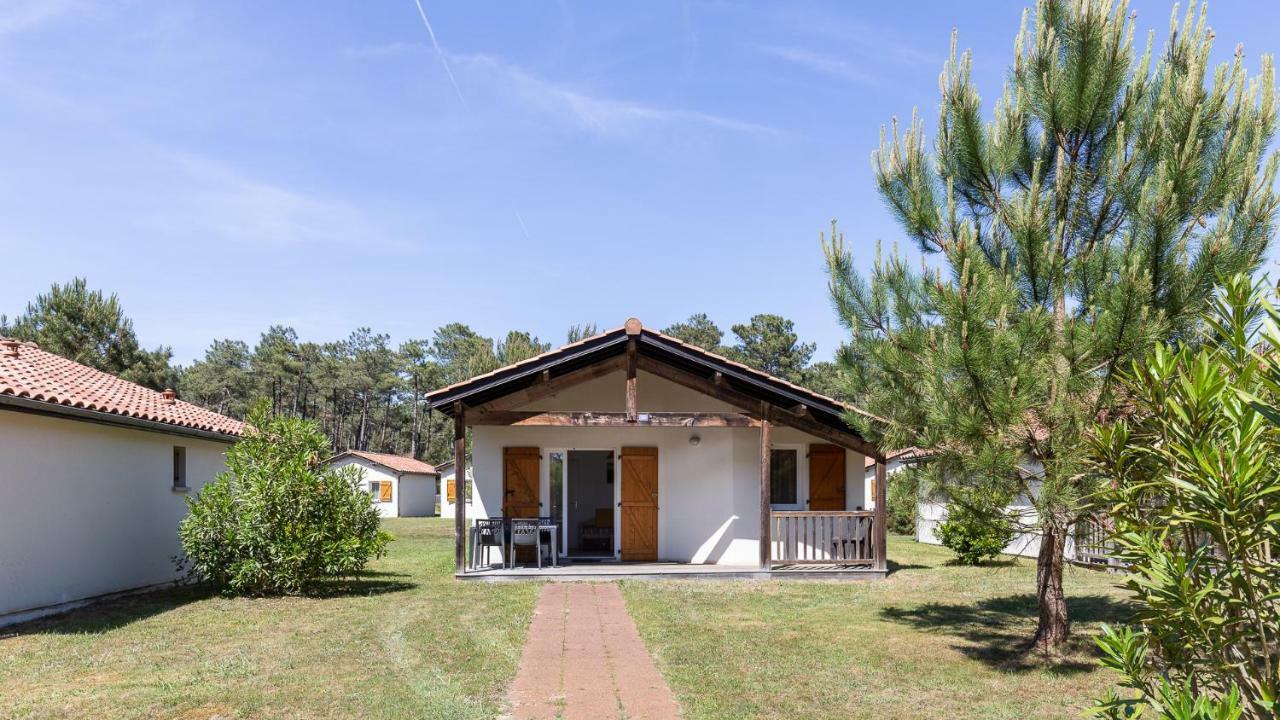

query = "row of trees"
[[2, 279, 838, 463]]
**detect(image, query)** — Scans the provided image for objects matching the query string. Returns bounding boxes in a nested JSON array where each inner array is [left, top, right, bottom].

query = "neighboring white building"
[[427, 319, 890, 577], [905, 457, 1072, 560], [435, 458, 473, 519], [327, 450, 438, 518], [0, 336, 244, 627]]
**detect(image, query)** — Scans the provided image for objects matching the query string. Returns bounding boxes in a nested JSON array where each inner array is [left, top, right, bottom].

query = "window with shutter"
[[446, 479, 456, 502], [380, 480, 392, 502]]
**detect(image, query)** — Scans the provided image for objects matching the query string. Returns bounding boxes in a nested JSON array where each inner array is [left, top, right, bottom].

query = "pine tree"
[[2, 277, 176, 390], [727, 314, 815, 383], [824, 0, 1278, 650], [566, 323, 599, 343], [496, 330, 551, 365], [662, 313, 725, 351]]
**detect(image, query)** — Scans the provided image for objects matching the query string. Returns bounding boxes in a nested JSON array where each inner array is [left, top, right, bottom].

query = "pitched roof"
[[332, 450, 438, 475], [865, 447, 931, 470], [426, 319, 881, 458], [0, 336, 244, 440]]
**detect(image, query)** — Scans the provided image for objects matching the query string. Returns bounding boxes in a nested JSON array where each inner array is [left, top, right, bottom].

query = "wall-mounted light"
[[689, 435, 701, 447]]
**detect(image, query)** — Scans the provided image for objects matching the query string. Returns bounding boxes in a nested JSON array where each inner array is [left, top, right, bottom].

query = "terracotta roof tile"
[[864, 447, 931, 469], [0, 336, 244, 437], [335, 450, 438, 475]]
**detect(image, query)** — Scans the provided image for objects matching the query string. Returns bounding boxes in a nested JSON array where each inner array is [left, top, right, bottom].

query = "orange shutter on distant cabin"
[[379, 480, 392, 502], [447, 479, 457, 502]]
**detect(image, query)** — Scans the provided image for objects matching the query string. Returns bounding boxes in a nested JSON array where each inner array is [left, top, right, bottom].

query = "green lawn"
[[622, 535, 1132, 720], [0, 518, 538, 720], [1, 520, 1130, 719]]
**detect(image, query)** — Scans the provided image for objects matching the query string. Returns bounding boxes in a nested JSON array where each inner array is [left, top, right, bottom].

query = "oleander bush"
[[179, 402, 391, 595], [1090, 276, 1280, 719]]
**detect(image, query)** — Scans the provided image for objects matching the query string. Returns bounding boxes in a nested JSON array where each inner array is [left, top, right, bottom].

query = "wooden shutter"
[[447, 479, 457, 502], [808, 444, 846, 511], [380, 480, 393, 502], [620, 447, 659, 561], [503, 447, 541, 518]]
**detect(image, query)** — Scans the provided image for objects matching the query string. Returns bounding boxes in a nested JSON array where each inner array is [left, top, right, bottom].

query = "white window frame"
[[369, 480, 384, 503], [768, 444, 807, 511]]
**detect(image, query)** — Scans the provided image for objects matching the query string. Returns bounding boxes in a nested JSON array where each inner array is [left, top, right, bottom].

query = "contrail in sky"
[[412, 0, 468, 110], [514, 210, 532, 241]]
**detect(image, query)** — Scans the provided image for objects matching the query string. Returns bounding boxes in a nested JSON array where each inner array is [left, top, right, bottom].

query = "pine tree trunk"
[[410, 393, 421, 460], [357, 395, 369, 450], [1032, 518, 1070, 651]]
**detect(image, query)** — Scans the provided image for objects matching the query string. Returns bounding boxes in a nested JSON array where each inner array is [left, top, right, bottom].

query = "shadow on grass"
[[880, 593, 1135, 674], [3, 573, 417, 637], [886, 560, 930, 574]]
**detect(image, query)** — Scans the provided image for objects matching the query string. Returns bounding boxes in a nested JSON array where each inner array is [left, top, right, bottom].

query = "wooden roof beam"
[[467, 411, 760, 428], [634, 355, 881, 459]]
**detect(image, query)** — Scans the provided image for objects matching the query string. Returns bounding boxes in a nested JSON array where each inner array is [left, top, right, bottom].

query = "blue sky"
[[0, 1, 1274, 365]]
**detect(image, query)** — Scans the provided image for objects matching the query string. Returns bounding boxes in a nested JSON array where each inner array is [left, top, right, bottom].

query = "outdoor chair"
[[509, 518, 551, 569], [471, 517, 507, 570]]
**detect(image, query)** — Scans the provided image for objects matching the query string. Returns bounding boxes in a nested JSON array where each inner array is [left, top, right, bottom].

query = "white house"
[[327, 450, 438, 518], [0, 336, 244, 626], [435, 457, 473, 519], [426, 319, 891, 579], [892, 452, 1076, 561]]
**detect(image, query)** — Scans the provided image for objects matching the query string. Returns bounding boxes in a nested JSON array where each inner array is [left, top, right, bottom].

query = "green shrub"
[[1089, 276, 1279, 719], [935, 495, 1016, 565], [886, 466, 920, 535], [179, 403, 391, 595]]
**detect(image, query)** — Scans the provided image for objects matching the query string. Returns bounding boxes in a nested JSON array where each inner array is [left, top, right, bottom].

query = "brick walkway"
[[506, 583, 682, 720]]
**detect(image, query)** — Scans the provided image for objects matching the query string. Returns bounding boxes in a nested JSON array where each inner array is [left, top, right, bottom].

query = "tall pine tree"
[[825, 0, 1278, 650]]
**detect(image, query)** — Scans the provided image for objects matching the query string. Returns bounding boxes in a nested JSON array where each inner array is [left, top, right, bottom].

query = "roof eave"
[[428, 332, 630, 413], [0, 393, 242, 444]]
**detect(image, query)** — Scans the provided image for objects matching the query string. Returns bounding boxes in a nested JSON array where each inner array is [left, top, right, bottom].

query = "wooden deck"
[[457, 561, 886, 582]]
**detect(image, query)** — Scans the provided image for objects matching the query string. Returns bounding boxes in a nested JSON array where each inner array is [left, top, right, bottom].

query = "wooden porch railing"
[[770, 511, 876, 567]]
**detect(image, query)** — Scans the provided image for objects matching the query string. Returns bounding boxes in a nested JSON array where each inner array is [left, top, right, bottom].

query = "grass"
[[0, 518, 538, 720], [1, 521, 1132, 720], [621, 535, 1132, 720]]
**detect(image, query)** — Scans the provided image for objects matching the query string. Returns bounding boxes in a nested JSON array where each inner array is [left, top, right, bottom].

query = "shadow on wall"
[[1, 572, 417, 638], [692, 515, 739, 564], [879, 593, 1135, 674]]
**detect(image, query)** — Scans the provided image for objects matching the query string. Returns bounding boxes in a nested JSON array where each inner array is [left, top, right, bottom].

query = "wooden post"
[[625, 337, 638, 423], [759, 402, 773, 569], [874, 458, 888, 571], [453, 403, 467, 575]]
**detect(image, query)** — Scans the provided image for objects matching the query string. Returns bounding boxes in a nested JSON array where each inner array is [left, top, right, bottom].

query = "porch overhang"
[[425, 320, 881, 460]]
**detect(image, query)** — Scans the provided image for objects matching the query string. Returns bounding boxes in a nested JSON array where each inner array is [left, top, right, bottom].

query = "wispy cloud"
[[755, 45, 879, 85], [452, 52, 775, 137], [0, 0, 82, 36], [343, 41, 422, 59], [143, 151, 411, 251]]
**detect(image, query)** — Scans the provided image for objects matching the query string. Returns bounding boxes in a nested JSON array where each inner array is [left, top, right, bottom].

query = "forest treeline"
[[2, 280, 844, 464]]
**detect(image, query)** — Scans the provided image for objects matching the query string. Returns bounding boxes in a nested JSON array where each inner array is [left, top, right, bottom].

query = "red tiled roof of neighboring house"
[[864, 447, 931, 470], [334, 450, 438, 475], [0, 336, 244, 438]]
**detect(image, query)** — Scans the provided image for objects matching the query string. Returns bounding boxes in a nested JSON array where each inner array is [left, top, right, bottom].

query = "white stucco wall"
[[468, 370, 866, 565], [331, 458, 401, 518], [397, 472, 437, 517], [438, 465, 473, 518], [914, 467, 1071, 560], [0, 410, 230, 623], [328, 458, 437, 518]]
